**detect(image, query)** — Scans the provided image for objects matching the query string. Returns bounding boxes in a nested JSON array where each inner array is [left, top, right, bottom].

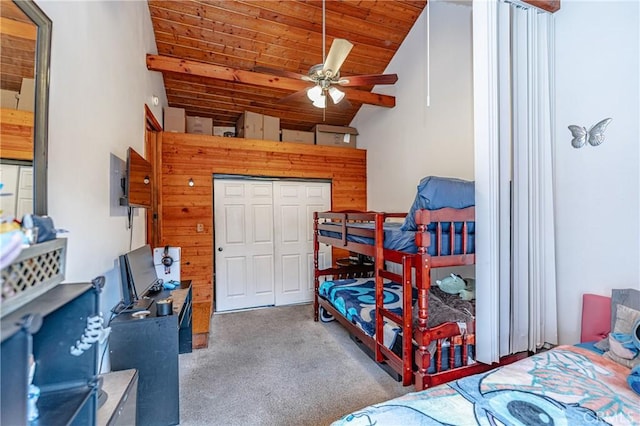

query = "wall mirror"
[[0, 0, 51, 217]]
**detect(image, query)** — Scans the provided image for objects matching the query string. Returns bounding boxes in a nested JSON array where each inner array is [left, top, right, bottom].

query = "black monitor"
[[118, 254, 135, 308], [118, 244, 160, 312]]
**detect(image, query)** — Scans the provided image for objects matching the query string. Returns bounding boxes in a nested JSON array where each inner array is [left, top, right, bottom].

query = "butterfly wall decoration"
[[568, 118, 612, 148]]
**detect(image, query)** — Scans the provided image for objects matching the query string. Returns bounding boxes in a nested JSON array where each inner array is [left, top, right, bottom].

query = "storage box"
[[281, 129, 314, 145], [262, 114, 280, 141], [236, 111, 262, 139], [236, 111, 280, 141], [16, 78, 35, 112], [186, 116, 213, 135], [0, 90, 18, 109], [213, 126, 236, 137], [313, 125, 358, 148], [164, 107, 186, 133]]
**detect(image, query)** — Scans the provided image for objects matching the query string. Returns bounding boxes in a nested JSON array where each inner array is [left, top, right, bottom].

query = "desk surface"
[[97, 369, 138, 426], [112, 280, 191, 323]]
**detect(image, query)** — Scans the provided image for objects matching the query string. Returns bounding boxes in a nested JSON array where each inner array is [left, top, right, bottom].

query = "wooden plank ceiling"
[[147, 0, 427, 131], [0, 2, 36, 93]]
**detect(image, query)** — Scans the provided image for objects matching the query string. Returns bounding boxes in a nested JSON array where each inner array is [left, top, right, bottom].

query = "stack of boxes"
[[162, 107, 358, 149], [164, 107, 214, 136], [235, 111, 279, 141]]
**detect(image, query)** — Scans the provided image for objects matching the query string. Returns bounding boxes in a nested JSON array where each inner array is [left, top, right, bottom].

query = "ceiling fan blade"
[[253, 66, 307, 81], [338, 73, 398, 87], [322, 39, 353, 76], [277, 89, 310, 104]]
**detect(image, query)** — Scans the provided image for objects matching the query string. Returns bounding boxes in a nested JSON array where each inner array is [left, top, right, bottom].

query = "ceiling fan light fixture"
[[328, 86, 345, 104], [312, 94, 327, 108], [307, 85, 323, 102]]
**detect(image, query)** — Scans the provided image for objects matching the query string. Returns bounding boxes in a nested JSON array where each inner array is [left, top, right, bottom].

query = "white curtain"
[[510, 3, 558, 352], [473, 0, 558, 362]]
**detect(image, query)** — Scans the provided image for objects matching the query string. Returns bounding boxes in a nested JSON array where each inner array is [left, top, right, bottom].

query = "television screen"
[[122, 147, 152, 208]]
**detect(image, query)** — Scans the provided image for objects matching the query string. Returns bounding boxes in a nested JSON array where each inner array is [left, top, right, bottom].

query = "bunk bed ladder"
[[373, 213, 414, 386], [374, 213, 385, 364], [400, 254, 414, 385], [312, 212, 320, 322]]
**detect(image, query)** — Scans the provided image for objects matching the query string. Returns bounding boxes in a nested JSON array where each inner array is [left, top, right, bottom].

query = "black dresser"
[[109, 280, 192, 426]]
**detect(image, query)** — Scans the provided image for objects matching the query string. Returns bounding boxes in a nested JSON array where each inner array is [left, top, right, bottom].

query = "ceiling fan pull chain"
[[322, 0, 326, 63], [426, 1, 431, 107]]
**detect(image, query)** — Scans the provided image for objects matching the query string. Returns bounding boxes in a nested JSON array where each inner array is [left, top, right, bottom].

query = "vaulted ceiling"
[[147, 0, 428, 131]]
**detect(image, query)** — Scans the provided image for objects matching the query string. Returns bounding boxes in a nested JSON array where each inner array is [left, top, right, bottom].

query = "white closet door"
[[272, 181, 331, 306], [0, 164, 19, 218], [16, 166, 33, 219], [214, 179, 275, 312]]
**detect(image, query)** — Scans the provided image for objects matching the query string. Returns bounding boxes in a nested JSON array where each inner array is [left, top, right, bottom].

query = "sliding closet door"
[[214, 179, 275, 312], [273, 181, 331, 306]]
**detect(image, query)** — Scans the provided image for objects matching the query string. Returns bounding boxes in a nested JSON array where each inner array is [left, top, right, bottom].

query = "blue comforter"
[[319, 221, 475, 255], [333, 346, 640, 426], [319, 176, 476, 255]]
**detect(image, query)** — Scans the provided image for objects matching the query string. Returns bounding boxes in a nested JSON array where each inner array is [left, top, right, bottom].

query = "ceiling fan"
[[255, 0, 398, 109]]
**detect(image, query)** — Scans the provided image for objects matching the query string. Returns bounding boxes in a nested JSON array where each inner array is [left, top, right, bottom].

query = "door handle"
[[218, 247, 223, 252]]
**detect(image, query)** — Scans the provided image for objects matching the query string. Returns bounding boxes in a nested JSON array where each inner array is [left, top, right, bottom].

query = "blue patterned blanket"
[[332, 345, 640, 425], [319, 277, 474, 362], [319, 277, 413, 348]]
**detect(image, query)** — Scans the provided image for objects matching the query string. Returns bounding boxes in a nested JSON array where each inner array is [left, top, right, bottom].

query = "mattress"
[[332, 345, 640, 426]]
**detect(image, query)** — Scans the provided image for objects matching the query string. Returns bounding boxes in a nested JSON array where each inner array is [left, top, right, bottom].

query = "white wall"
[[352, 1, 474, 212], [554, 0, 640, 344], [36, 1, 167, 319]]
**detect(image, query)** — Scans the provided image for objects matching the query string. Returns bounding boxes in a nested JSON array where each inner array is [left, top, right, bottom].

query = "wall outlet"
[[196, 223, 204, 233]]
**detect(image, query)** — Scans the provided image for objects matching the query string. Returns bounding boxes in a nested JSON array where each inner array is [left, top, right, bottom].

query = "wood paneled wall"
[[158, 133, 366, 341]]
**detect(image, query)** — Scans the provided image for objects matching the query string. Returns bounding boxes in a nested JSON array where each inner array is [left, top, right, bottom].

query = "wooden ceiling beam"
[[147, 54, 395, 108]]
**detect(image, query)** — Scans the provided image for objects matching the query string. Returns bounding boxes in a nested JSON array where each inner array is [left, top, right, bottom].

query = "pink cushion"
[[581, 293, 611, 343]]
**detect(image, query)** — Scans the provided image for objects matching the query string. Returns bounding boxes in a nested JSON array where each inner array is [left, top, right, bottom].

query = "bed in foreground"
[[332, 345, 640, 425]]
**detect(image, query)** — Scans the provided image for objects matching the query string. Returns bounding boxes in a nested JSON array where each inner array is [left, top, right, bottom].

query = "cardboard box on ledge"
[[281, 129, 314, 145], [236, 111, 280, 141], [313, 125, 358, 149], [0, 90, 19, 109], [186, 116, 213, 135], [16, 78, 35, 112], [164, 107, 185, 133]]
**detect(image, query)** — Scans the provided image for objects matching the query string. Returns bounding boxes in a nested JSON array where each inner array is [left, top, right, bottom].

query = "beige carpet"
[[178, 304, 411, 426]]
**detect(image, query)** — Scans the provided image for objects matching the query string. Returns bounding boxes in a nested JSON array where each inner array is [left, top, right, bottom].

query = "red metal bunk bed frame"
[[313, 207, 511, 391]]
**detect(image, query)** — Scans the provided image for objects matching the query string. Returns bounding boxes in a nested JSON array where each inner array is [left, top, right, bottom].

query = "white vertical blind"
[[510, 5, 531, 354], [511, 5, 559, 352], [474, 0, 559, 361], [472, 0, 502, 364], [497, 2, 514, 358]]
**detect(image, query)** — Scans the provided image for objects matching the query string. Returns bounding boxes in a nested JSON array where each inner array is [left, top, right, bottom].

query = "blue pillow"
[[401, 176, 475, 231]]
